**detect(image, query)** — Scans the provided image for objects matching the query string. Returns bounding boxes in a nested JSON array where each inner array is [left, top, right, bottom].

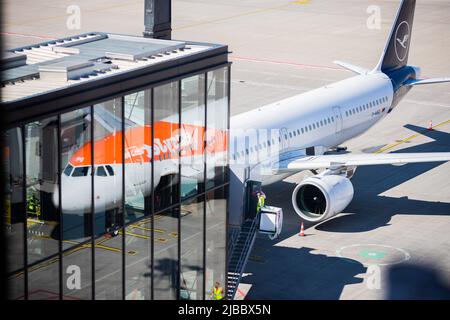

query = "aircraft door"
[[333, 106, 343, 133], [279, 127, 290, 151]]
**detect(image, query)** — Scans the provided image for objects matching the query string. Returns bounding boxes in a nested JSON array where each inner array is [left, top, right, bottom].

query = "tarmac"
[[3, 0, 450, 300]]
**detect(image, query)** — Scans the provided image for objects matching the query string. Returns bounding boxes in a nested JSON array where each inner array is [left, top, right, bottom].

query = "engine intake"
[[292, 175, 354, 222]]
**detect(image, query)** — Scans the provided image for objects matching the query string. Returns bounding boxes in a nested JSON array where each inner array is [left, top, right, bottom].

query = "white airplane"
[[228, 0, 450, 223], [55, 0, 450, 226]]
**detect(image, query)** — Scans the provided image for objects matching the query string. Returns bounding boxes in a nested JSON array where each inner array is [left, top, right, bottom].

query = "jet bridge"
[[227, 179, 283, 299]]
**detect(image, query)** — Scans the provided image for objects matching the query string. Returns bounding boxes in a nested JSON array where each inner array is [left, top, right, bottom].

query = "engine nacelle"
[[292, 175, 354, 223]]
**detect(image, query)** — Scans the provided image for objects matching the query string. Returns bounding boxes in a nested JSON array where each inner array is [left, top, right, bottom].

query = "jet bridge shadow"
[[315, 124, 450, 233]]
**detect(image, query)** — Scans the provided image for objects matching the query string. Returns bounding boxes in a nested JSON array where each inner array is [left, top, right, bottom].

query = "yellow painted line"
[[374, 119, 450, 154], [120, 230, 150, 240], [128, 224, 165, 233], [175, 3, 292, 31], [169, 232, 178, 238], [156, 238, 168, 243], [292, 0, 310, 4], [95, 244, 121, 253]]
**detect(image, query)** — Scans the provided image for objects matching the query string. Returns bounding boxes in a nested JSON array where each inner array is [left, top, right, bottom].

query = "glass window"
[[93, 98, 123, 300], [206, 68, 229, 190], [95, 166, 107, 177], [3, 127, 25, 300], [205, 187, 227, 300], [72, 166, 89, 177], [61, 107, 92, 300], [64, 164, 74, 176], [25, 116, 60, 299], [181, 74, 205, 200], [180, 196, 204, 300], [153, 206, 179, 300], [154, 81, 180, 213], [123, 89, 152, 300], [105, 165, 115, 176]]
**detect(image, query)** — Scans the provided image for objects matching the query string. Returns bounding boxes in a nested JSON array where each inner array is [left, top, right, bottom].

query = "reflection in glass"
[[153, 207, 179, 300], [180, 196, 204, 300], [154, 82, 180, 213], [25, 117, 60, 299], [3, 128, 25, 299], [93, 98, 123, 299], [124, 90, 152, 300], [206, 67, 229, 189], [205, 187, 227, 300], [60, 107, 92, 299], [181, 74, 205, 200]]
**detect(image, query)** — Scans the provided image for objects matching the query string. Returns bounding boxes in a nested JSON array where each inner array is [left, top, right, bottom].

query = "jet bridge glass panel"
[[3, 65, 230, 300]]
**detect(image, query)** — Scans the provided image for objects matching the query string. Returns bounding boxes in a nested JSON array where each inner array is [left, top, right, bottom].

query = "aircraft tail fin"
[[374, 0, 416, 73]]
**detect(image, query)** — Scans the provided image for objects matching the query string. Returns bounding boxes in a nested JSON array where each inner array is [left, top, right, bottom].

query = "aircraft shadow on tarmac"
[[245, 125, 450, 299], [244, 246, 450, 300], [386, 263, 450, 300], [244, 246, 366, 300], [315, 124, 450, 233]]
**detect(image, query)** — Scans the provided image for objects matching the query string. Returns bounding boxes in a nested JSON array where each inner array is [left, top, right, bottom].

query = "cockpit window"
[[105, 165, 114, 176], [96, 166, 107, 177], [72, 166, 90, 177], [64, 164, 73, 176]]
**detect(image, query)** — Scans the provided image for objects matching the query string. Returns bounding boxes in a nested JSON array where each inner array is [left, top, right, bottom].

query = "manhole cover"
[[336, 244, 410, 266]]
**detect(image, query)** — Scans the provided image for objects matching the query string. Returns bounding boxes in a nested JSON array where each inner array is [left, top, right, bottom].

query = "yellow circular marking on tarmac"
[[169, 232, 178, 238]]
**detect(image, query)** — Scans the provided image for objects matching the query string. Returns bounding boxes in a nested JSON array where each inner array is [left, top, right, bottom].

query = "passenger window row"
[[345, 96, 388, 117], [232, 115, 336, 160]]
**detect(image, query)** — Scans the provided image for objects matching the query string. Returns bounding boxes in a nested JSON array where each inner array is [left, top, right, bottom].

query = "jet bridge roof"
[[1, 32, 229, 127]]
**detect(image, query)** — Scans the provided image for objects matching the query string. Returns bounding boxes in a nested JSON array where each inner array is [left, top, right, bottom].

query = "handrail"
[[227, 212, 259, 299]]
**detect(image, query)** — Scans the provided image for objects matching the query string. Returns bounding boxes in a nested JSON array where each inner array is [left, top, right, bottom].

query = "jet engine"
[[292, 174, 354, 222]]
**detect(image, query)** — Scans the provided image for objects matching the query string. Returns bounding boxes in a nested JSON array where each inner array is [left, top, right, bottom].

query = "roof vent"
[[39, 59, 94, 83]]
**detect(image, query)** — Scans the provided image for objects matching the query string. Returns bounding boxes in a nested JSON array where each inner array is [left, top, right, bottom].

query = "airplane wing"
[[334, 61, 369, 75], [273, 152, 450, 173], [93, 104, 137, 133], [405, 77, 450, 86]]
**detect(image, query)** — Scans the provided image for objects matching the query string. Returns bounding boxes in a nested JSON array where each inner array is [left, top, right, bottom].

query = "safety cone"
[[299, 222, 305, 237], [428, 120, 433, 131]]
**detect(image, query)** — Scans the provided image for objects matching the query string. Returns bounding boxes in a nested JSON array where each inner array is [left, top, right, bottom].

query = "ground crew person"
[[211, 281, 224, 300], [26, 194, 40, 217], [256, 191, 266, 213]]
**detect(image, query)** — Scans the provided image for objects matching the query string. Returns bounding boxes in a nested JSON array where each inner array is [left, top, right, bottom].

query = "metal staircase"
[[226, 215, 259, 300]]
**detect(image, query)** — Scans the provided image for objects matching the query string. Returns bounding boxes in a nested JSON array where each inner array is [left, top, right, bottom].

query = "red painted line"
[[230, 55, 346, 72], [1, 31, 55, 40], [236, 287, 247, 299]]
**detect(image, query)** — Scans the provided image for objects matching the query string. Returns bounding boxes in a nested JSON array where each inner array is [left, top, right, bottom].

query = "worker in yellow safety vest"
[[256, 191, 266, 213], [211, 281, 224, 300], [26, 194, 40, 216]]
